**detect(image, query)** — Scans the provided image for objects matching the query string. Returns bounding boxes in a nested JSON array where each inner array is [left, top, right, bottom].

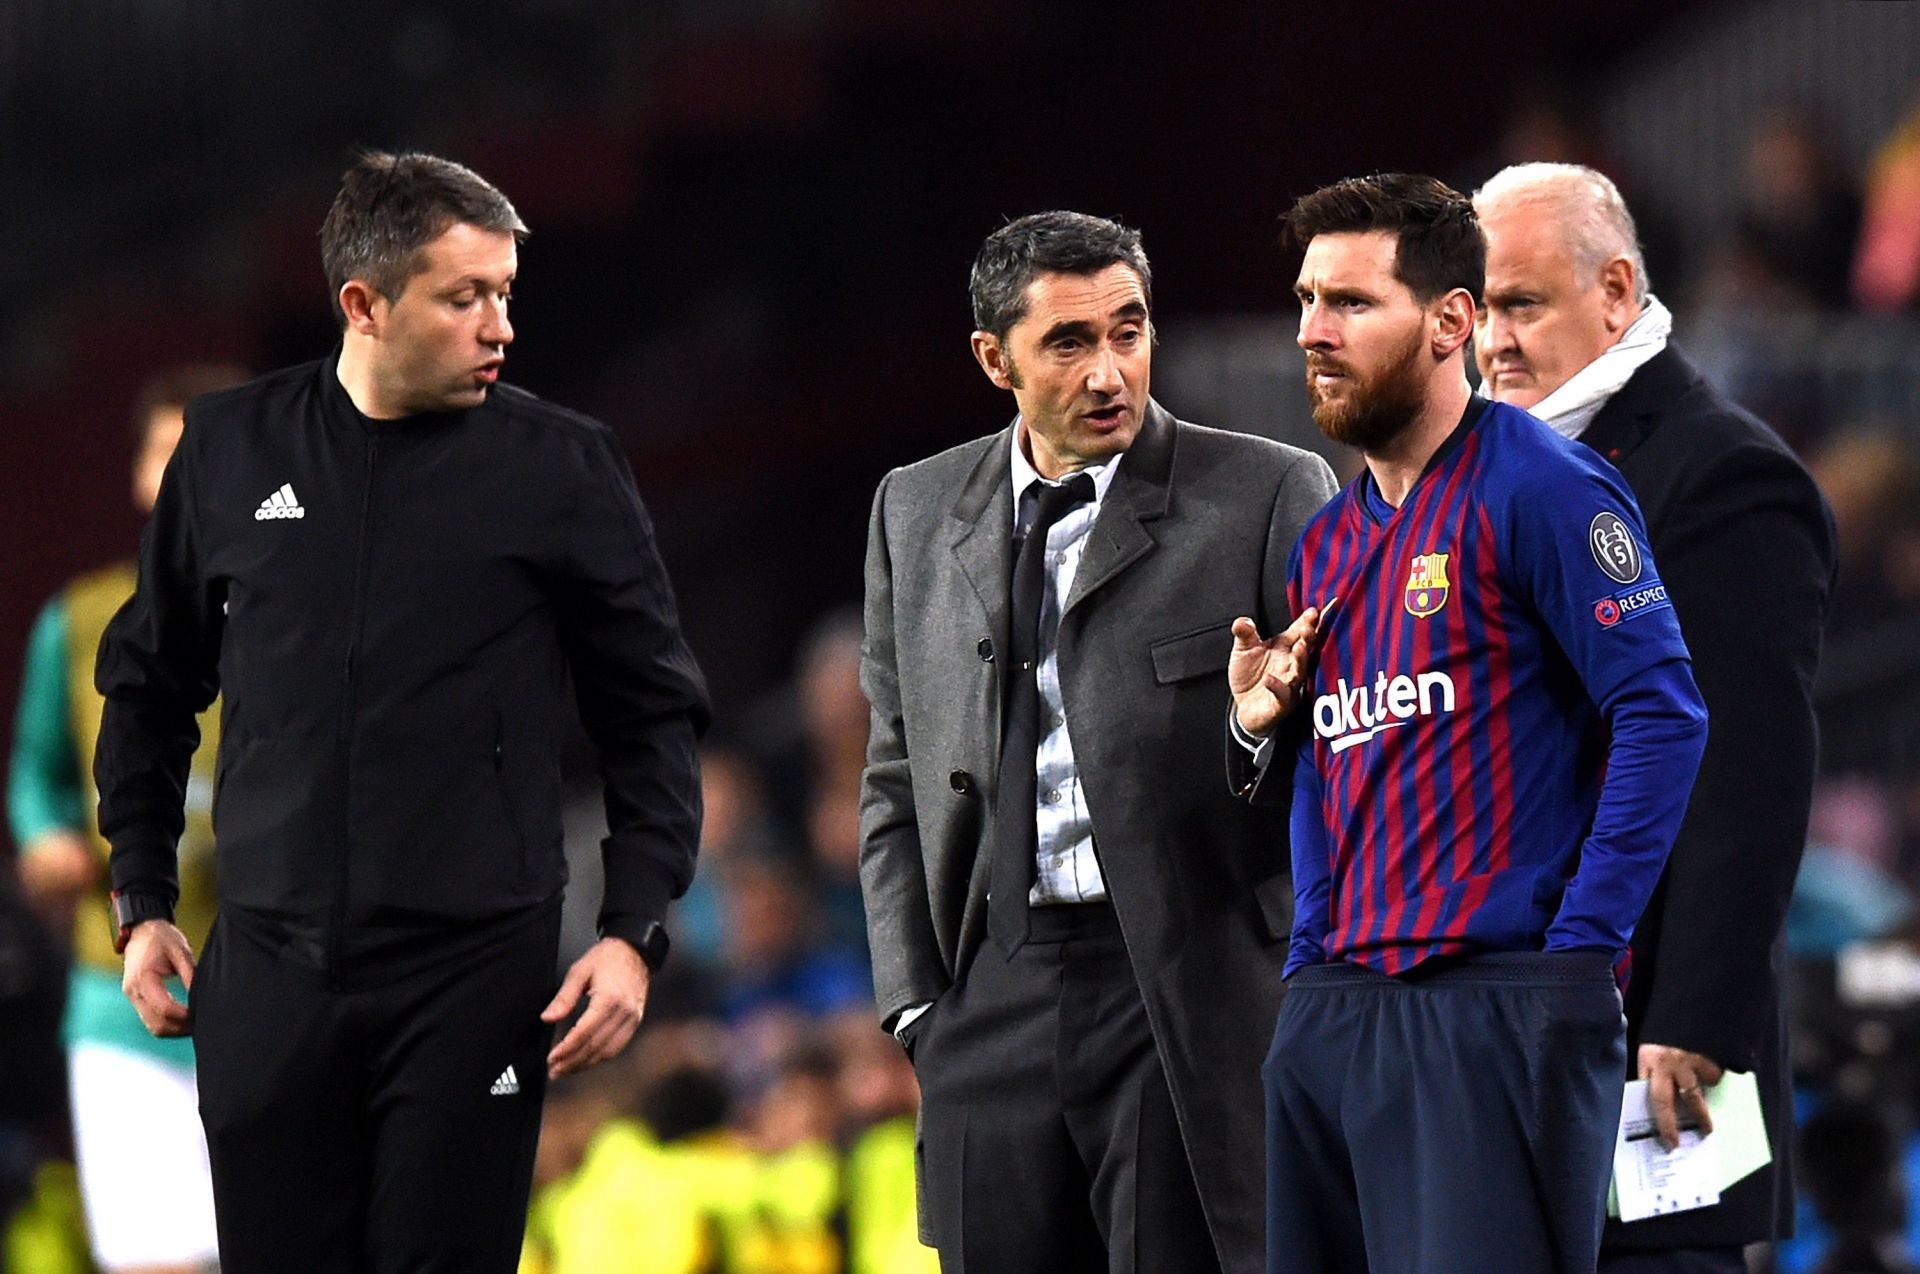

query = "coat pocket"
[[1149, 620, 1234, 685]]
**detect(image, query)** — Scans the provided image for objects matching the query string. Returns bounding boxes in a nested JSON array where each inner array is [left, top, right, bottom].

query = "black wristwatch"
[[625, 920, 671, 972], [110, 890, 175, 954]]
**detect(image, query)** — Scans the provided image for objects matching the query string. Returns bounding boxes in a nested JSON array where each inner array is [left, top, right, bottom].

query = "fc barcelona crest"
[[1404, 553, 1450, 618]]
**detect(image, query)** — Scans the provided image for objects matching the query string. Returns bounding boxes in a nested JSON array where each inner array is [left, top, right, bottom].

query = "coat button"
[[977, 638, 994, 662], [949, 770, 973, 794]]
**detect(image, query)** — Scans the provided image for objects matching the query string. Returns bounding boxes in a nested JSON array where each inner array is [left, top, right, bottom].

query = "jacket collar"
[[1578, 345, 1703, 465], [947, 399, 1177, 639]]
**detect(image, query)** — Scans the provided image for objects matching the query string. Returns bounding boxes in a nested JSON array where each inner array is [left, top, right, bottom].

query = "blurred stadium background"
[[5, 0, 1920, 1269]]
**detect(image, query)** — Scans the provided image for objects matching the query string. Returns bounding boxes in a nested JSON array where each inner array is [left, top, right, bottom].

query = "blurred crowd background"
[[5, 0, 1920, 1270]]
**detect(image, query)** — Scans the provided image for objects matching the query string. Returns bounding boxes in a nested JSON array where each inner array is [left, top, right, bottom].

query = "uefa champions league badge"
[[1589, 511, 1643, 584], [1404, 552, 1450, 618]]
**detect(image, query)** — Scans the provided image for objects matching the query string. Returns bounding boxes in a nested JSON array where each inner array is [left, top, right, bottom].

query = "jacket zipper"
[[331, 430, 379, 984]]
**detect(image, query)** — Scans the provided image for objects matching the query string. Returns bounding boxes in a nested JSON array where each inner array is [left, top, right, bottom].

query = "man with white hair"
[[1475, 162, 1836, 1273]]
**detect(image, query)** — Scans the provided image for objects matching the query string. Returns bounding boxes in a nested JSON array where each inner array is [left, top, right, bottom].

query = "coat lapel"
[[1064, 400, 1174, 616], [949, 423, 1017, 661], [948, 427, 1015, 972], [1579, 346, 1700, 466]]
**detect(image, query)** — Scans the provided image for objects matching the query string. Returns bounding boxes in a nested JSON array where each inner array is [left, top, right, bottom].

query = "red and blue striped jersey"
[[1283, 397, 1700, 977]]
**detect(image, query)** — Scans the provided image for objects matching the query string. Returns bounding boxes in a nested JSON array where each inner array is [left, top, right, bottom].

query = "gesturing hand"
[[1229, 603, 1333, 738], [542, 937, 651, 1079], [122, 919, 195, 1038]]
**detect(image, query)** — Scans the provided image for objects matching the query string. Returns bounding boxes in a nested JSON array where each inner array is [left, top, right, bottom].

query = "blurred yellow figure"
[[3, 1160, 91, 1274], [519, 1118, 709, 1274], [846, 1116, 938, 1274]]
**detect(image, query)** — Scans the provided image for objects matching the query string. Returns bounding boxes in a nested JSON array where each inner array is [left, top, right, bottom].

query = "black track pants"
[[191, 908, 560, 1273]]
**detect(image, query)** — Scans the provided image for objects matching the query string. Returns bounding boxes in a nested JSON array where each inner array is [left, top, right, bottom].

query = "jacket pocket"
[[1149, 620, 1234, 685], [349, 725, 558, 920], [211, 735, 338, 912]]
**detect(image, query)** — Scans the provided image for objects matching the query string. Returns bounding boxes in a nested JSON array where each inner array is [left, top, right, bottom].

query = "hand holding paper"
[[1610, 1071, 1771, 1223]]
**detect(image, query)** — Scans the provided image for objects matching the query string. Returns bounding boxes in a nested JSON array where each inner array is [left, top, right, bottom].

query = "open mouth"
[[1085, 404, 1127, 426]]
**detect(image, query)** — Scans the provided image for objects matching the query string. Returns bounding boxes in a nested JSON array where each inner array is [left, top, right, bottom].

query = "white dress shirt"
[[892, 423, 1125, 1042], [1008, 422, 1122, 905]]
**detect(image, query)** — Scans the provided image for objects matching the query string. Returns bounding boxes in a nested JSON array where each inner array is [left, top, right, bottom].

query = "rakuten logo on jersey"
[[1313, 671, 1457, 754]]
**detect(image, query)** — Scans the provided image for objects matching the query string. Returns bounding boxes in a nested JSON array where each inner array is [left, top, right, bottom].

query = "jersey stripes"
[[1287, 398, 1687, 975]]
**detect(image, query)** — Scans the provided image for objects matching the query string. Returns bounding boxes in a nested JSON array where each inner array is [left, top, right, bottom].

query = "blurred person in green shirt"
[[8, 363, 244, 1274]]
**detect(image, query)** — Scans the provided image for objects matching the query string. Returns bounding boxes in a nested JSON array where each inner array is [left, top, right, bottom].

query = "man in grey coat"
[[858, 211, 1337, 1274]]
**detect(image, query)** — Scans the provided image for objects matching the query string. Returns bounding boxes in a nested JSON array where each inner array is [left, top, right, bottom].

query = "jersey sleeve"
[[1496, 433, 1708, 955], [1498, 449, 1690, 703], [1545, 658, 1708, 954]]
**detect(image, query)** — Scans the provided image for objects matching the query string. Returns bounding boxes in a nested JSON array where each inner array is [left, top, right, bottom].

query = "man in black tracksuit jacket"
[[95, 152, 708, 1272]]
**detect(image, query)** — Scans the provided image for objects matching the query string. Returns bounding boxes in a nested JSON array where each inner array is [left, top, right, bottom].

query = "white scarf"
[[1526, 295, 1673, 440]]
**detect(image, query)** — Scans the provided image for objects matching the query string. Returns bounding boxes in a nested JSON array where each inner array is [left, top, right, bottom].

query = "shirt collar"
[[1008, 419, 1124, 530]]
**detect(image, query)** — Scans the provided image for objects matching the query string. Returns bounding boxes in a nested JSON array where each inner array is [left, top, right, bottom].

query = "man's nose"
[[1479, 311, 1515, 354], [1086, 345, 1123, 393], [483, 297, 514, 347], [1297, 304, 1335, 351]]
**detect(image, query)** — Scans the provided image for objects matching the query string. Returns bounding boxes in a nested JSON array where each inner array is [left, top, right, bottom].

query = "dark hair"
[[969, 211, 1152, 338], [1282, 173, 1484, 304], [319, 150, 528, 327], [638, 1065, 731, 1143], [131, 363, 249, 443]]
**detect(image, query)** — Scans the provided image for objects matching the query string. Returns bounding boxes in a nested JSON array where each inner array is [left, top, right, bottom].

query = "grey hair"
[[1473, 162, 1649, 302]]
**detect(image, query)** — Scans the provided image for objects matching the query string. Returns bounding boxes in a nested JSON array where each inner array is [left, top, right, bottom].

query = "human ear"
[[1431, 289, 1475, 360], [339, 280, 384, 336], [971, 331, 1014, 391], [1600, 259, 1637, 334]]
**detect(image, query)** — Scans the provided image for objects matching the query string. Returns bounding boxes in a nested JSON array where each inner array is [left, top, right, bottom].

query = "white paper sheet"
[[1611, 1079, 1721, 1223]]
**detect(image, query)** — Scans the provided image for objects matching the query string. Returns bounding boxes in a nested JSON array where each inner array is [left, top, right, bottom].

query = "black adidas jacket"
[[96, 354, 709, 978]]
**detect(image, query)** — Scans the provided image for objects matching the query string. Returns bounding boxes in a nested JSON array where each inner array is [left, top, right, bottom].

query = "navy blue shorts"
[[1264, 950, 1626, 1274]]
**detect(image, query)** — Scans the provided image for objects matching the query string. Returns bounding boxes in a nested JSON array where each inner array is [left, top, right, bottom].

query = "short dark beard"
[[1307, 327, 1428, 452]]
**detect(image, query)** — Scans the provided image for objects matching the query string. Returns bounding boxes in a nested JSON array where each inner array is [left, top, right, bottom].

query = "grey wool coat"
[[858, 400, 1337, 1273]]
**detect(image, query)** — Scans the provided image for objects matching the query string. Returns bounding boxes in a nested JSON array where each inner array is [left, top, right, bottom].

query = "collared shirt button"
[[1045, 788, 1062, 804]]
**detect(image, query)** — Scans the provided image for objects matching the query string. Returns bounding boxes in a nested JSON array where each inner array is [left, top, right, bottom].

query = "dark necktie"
[[990, 472, 1096, 957]]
